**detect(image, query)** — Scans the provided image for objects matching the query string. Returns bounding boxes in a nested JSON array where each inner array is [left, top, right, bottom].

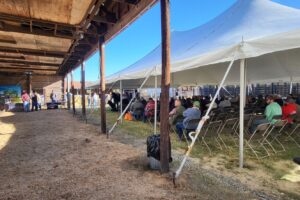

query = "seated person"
[[169, 99, 185, 126], [250, 95, 282, 134], [218, 96, 231, 110], [282, 97, 297, 123], [130, 97, 145, 120], [143, 98, 155, 122], [175, 101, 201, 140], [206, 99, 218, 109], [274, 94, 284, 107]]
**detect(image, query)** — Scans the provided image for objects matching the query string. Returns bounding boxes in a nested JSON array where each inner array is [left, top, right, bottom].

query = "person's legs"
[[34, 102, 38, 111], [23, 101, 27, 112], [176, 122, 185, 140], [250, 118, 269, 134]]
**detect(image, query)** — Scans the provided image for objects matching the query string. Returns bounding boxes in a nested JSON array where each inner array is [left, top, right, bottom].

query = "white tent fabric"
[[98, 0, 300, 88]]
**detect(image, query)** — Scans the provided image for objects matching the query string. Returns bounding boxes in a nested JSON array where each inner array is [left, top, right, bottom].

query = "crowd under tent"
[[97, 0, 300, 171]]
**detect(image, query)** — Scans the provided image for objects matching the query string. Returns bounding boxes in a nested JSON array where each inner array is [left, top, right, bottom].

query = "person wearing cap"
[[175, 101, 201, 140]]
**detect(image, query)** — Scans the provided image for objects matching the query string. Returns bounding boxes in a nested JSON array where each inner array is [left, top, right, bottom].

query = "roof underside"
[[0, 0, 157, 76]]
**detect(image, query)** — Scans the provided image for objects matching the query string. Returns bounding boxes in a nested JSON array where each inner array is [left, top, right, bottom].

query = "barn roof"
[[0, 0, 157, 76]]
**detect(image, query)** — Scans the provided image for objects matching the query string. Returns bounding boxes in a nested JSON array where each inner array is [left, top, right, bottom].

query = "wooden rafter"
[[0, 46, 66, 58], [0, 59, 60, 67]]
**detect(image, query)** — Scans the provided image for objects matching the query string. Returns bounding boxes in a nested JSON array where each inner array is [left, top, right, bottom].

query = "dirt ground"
[[0, 110, 296, 200]]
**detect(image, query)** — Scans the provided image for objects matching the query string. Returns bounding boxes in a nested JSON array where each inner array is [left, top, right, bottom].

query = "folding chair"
[[216, 117, 239, 149], [199, 120, 223, 154], [245, 122, 272, 159], [261, 116, 287, 154], [284, 114, 300, 148]]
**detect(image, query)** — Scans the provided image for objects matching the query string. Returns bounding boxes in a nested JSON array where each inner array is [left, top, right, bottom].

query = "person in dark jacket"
[[31, 90, 38, 111]]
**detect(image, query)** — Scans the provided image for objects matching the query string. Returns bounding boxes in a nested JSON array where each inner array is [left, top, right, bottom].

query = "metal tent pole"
[[239, 59, 245, 168]]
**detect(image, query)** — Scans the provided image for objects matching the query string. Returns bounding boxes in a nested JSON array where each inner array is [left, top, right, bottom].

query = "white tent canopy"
[[99, 0, 300, 89]]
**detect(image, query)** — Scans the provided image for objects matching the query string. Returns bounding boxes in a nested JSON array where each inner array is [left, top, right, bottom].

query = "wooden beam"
[[93, 15, 117, 24], [99, 39, 106, 134], [0, 66, 57, 71], [81, 61, 86, 119], [0, 22, 75, 39], [60, 0, 105, 72], [0, 46, 66, 58], [0, 55, 25, 60], [0, 59, 60, 67], [0, 13, 78, 30], [113, 0, 140, 4], [159, 0, 171, 173], [71, 71, 76, 115]]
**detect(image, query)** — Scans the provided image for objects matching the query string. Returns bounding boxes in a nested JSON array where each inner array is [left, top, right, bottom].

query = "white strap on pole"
[[174, 48, 239, 179], [108, 68, 155, 134]]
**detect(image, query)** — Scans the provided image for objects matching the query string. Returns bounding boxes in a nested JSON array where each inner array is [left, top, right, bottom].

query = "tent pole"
[[120, 80, 123, 123], [81, 60, 86, 120], [71, 70, 76, 115], [160, 0, 171, 173], [108, 69, 154, 135], [174, 50, 238, 180], [66, 74, 70, 110], [154, 75, 158, 134], [239, 59, 245, 168], [290, 77, 293, 94], [99, 38, 106, 135]]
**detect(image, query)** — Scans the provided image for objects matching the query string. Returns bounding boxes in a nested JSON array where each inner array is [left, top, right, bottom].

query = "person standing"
[[36, 91, 42, 110], [50, 90, 56, 103], [21, 90, 30, 112], [31, 90, 38, 111]]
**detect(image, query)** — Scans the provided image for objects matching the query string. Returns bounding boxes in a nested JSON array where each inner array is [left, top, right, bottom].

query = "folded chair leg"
[[201, 137, 212, 155], [214, 137, 223, 150]]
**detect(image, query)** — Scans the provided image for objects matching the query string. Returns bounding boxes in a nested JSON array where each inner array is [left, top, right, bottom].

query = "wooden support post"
[[99, 39, 106, 134], [66, 74, 70, 110], [26, 73, 32, 94], [62, 76, 65, 103], [81, 61, 86, 119], [71, 70, 76, 115], [160, 0, 171, 173]]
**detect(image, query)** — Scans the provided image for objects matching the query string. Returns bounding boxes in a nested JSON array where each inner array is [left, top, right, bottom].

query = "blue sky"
[[73, 0, 300, 82]]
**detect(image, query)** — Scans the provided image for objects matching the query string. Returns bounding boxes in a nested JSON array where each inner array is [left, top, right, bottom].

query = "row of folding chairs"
[[177, 112, 300, 160]]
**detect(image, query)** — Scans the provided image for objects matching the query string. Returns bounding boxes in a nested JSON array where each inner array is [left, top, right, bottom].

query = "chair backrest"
[[203, 120, 223, 136], [185, 118, 200, 130]]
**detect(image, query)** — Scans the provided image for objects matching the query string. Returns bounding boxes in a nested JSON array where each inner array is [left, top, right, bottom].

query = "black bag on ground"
[[146, 134, 172, 162]]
